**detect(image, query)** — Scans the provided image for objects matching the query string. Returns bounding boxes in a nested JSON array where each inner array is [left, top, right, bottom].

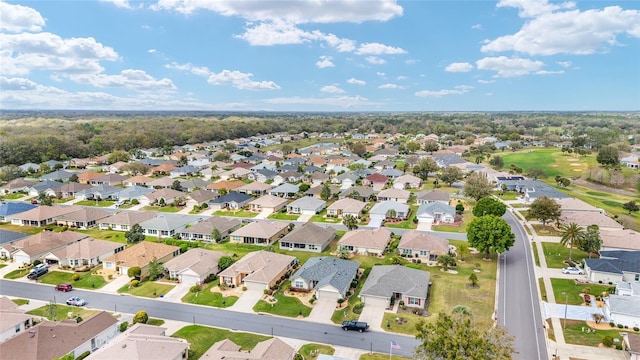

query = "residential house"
[[623, 333, 640, 360], [236, 181, 273, 196], [416, 202, 456, 225], [601, 229, 640, 251], [338, 186, 375, 202], [177, 178, 210, 192], [359, 265, 430, 309], [0, 202, 36, 222], [362, 173, 389, 190], [338, 228, 392, 256], [326, 198, 366, 218], [308, 172, 330, 186], [148, 177, 176, 189], [41, 170, 74, 182], [380, 168, 403, 179], [9, 205, 83, 227], [180, 216, 241, 242], [123, 175, 153, 187], [286, 197, 326, 215], [55, 208, 112, 229], [605, 293, 640, 329], [98, 211, 156, 232], [333, 172, 358, 188], [164, 248, 225, 285], [218, 250, 297, 290], [92, 173, 128, 186], [77, 171, 103, 184], [376, 188, 411, 204], [87, 323, 189, 360], [557, 197, 604, 214], [229, 221, 289, 246], [201, 337, 294, 360], [186, 188, 217, 208], [0, 178, 36, 194], [169, 165, 201, 177], [248, 194, 288, 213], [151, 163, 177, 176], [45, 182, 92, 199], [103, 241, 180, 277], [305, 184, 339, 199], [392, 174, 422, 190], [0, 311, 118, 360], [141, 188, 187, 206], [206, 180, 245, 194], [583, 250, 640, 283], [75, 184, 121, 201], [43, 238, 124, 268], [0, 296, 34, 343], [138, 214, 196, 238], [274, 171, 304, 184], [432, 153, 466, 168], [369, 201, 410, 221], [290, 257, 359, 301], [219, 167, 252, 181], [269, 183, 300, 198], [415, 189, 450, 205], [208, 192, 253, 211], [279, 223, 336, 253], [398, 230, 450, 261], [560, 211, 624, 231], [27, 180, 63, 197]]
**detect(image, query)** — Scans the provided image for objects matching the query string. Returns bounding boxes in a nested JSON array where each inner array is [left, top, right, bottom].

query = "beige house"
[[338, 228, 392, 256], [87, 323, 189, 360], [326, 198, 366, 218], [9, 205, 83, 227], [392, 174, 422, 189], [601, 229, 640, 251], [103, 242, 180, 277], [218, 250, 297, 291], [98, 211, 157, 231], [236, 181, 274, 196], [279, 222, 336, 253], [376, 188, 411, 203], [248, 194, 289, 213], [560, 211, 624, 231], [201, 337, 294, 360], [164, 248, 225, 285], [1, 231, 88, 265], [180, 216, 241, 242], [43, 238, 125, 268], [0, 296, 34, 343], [229, 221, 290, 246], [398, 230, 450, 261], [55, 208, 112, 229]]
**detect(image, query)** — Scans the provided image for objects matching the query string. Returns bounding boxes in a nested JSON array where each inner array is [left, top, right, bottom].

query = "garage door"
[[301, 209, 316, 215], [13, 254, 31, 265], [316, 289, 341, 301], [244, 280, 267, 291], [180, 274, 201, 286], [361, 295, 390, 308]]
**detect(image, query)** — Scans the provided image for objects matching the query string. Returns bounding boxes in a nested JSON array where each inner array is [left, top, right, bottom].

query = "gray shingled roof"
[[416, 202, 456, 217], [360, 265, 430, 298], [608, 295, 640, 317], [293, 256, 359, 296], [585, 250, 640, 274], [280, 222, 335, 245]]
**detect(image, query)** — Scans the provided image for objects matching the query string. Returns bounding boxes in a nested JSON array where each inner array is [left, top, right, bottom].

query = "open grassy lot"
[[39, 270, 106, 289], [118, 280, 175, 298], [262, 138, 345, 152], [27, 304, 99, 321], [541, 242, 589, 268], [182, 283, 237, 308], [500, 148, 597, 178], [172, 325, 270, 360], [563, 320, 624, 347], [212, 210, 258, 218], [298, 344, 335, 360], [254, 288, 312, 317], [550, 278, 612, 306]]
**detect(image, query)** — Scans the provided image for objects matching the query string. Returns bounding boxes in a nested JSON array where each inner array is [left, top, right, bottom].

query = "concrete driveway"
[[543, 301, 606, 322], [228, 289, 263, 313], [255, 209, 273, 219], [358, 304, 386, 331], [297, 214, 313, 222], [162, 282, 190, 302], [307, 298, 336, 324], [99, 274, 132, 294]]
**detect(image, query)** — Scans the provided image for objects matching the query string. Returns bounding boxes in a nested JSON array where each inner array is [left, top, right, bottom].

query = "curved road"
[[0, 279, 419, 358], [499, 210, 548, 359]]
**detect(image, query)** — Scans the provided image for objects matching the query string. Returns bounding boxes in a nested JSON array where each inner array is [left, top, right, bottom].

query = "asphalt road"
[[0, 279, 419, 358], [499, 211, 548, 359]]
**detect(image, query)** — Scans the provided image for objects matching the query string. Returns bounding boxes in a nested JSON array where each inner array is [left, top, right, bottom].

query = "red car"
[[55, 283, 73, 292]]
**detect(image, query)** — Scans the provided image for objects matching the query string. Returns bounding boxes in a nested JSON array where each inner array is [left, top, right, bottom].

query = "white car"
[[562, 267, 584, 275]]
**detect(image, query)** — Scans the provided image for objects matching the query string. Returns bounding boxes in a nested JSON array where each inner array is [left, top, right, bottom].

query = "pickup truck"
[[342, 320, 369, 333]]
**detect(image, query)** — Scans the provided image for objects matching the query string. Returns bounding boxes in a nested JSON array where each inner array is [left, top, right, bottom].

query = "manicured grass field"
[[75, 228, 130, 243], [213, 210, 258, 218], [382, 311, 424, 335], [182, 283, 238, 307], [27, 304, 99, 321], [541, 242, 589, 268], [268, 212, 300, 221], [147, 318, 165, 326], [531, 224, 563, 237], [309, 214, 341, 223], [4, 267, 31, 279], [253, 289, 312, 317], [118, 280, 175, 298], [142, 205, 181, 213], [39, 270, 107, 289], [12, 298, 30, 306], [563, 320, 623, 347], [500, 148, 597, 178], [75, 200, 115, 207], [298, 343, 335, 360], [172, 325, 271, 360], [550, 278, 612, 306], [0, 264, 6, 269]]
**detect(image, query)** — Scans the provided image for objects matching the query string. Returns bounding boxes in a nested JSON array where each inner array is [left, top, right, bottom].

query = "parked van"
[[27, 264, 48, 280]]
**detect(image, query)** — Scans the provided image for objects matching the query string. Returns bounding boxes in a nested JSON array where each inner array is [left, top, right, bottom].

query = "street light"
[[562, 292, 568, 329]]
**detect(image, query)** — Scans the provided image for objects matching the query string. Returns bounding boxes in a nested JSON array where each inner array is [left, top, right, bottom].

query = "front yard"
[[550, 278, 613, 306], [541, 242, 590, 268], [118, 280, 175, 298], [253, 286, 312, 318], [4, 267, 31, 279], [212, 209, 258, 218], [39, 270, 107, 289], [27, 304, 99, 321], [172, 325, 270, 360], [182, 283, 238, 307]]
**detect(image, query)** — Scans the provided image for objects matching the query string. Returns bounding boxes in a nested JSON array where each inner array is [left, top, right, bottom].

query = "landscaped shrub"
[[132, 310, 148, 324], [33, 260, 42, 267], [71, 274, 80, 281], [353, 302, 365, 314], [634, 327, 639, 332], [602, 336, 614, 347], [190, 285, 201, 293], [618, 324, 624, 329], [610, 322, 615, 327], [119, 321, 129, 332], [76, 351, 91, 360], [242, 286, 247, 291], [131, 279, 139, 287]]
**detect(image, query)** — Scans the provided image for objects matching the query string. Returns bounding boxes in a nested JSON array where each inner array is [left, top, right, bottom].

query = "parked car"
[[27, 264, 49, 280], [342, 319, 369, 332], [55, 283, 73, 292], [562, 267, 584, 275], [31, 199, 38, 204], [66, 296, 87, 307]]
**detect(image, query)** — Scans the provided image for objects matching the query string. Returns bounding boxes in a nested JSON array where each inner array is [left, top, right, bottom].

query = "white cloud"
[[347, 78, 366, 86], [365, 56, 386, 65], [320, 85, 345, 94], [378, 83, 404, 89], [536, 70, 564, 75], [405, 59, 417, 64], [67, 69, 176, 91], [207, 70, 280, 90], [483, 3, 640, 55], [478, 79, 495, 84], [236, 21, 355, 52], [151, 0, 403, 24], [557, 61, 572, 68], [445, 62, 474, 72], [313, 31, 356, 52], [148, 49, 157, 53], [316, 56, 335, 68], [396, 75, 407, 80], [476, 56, 545, 78], [0, 1, 45, 33], [356, 42, 407, 55], [415, 85, 473, 98], [376, 72, 386, 77], [264, 95, 373, 108], [100, 0, 132, 9], [472, 24, 482, 30], [0, 32, 119, 75], [0, 76, 38, 90], [165, 62, 211, 77]]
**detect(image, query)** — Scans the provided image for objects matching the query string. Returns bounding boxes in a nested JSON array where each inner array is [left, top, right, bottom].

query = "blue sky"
[[1, 0, 639, 111]]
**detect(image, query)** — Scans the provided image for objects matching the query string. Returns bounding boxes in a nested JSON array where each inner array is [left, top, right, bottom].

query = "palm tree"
[[560, 222, 585, 263]]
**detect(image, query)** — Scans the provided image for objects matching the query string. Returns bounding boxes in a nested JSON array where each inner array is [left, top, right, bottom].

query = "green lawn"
[[382, 311, 425, 335], [541, 242, 590, 268], [494, 191, 519, 201], [268, 212, 300, 221], [12, 298, 30, 306], [500, 148, 597, 178], [147, 318, 165, 326], [182, 283, 238, 308], [332, 267, 371, 324], [0, 264, 6, 269], [2, 192, 26, 199], [539, 278, 547, 302], [75, 228, 131, 243], [4, 267, 31, 279], [172, 325, 271, 360], [254, 288, 312, 318], [142, 205, 181, 213], [360, 354, 412, 360], [531, 224, 563, 236], [39, 270, 107, 289], [75, 200, 115, 207], [118, 280, 175, 298], [550, 278, 613, 305], [298, 344, 335, 360], [431, 206, 473, 233], [213, 210, 258, 218], [309, 214, 341, 223], [27, 304, 99, 321], [0, 223, 43, 235], [532, 244, 540, 267], [563, 320, 624, 347]]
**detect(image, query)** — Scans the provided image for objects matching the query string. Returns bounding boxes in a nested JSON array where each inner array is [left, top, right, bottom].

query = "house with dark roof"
[[369, 201, 409, 221], [138, 214, 196, 238], [359, 265, 430, 309], [0, 201, 36, 222], [415, 189, 450, 205], [290, 256, 359, 301], [279, 223, 336, 253], [432, 153, 466, 168], [584, 250, 640, 283], [208, 192, 252, 211], [362, 173, 389, 189], [338, 186, 375, 202], [416, 202, 456, 226], [75, 184, 120, 201], [27, 180, 63, 197]]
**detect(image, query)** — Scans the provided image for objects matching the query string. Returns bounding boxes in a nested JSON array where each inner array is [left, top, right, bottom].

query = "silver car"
[[562, 267, 584, 275], [66, 296, 87, 307]]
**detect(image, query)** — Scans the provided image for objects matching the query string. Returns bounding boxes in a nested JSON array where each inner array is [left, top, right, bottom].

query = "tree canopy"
[[463, 173, 493, 201], [528, 196, 561, 229], [472, 197, 507, 217], [560, 222, 585, 263], [125, 223, 146, 244], [414, 158, 439, 180], [466, 215, 515, 259], [439, 166, 464, 186], [596, 145, 620, 167]]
